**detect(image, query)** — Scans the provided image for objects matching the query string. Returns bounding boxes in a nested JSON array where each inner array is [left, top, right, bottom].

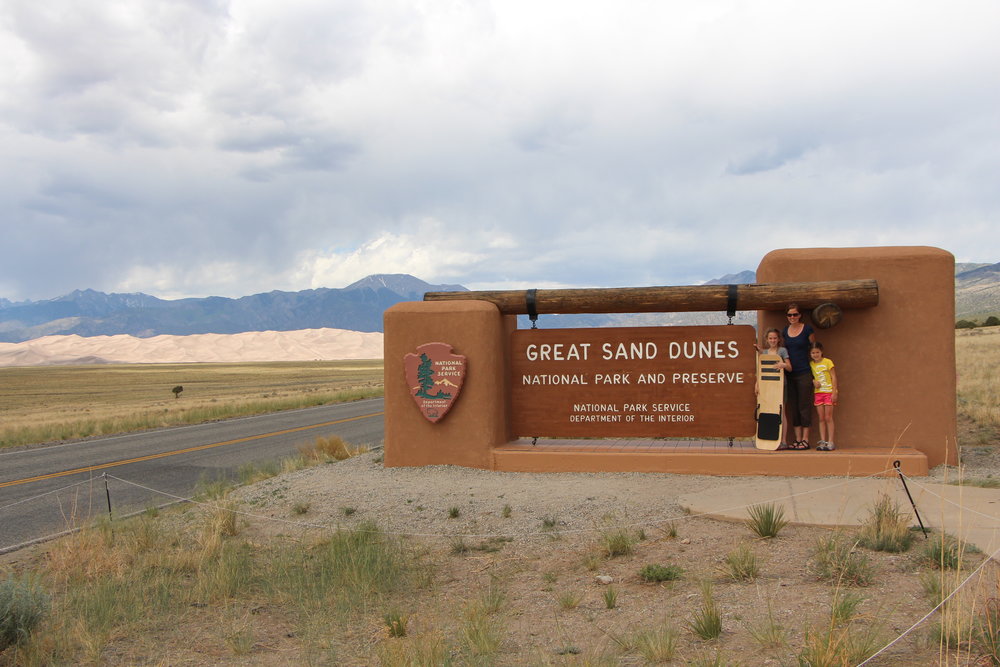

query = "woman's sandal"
[[789, 440, 810, 450]]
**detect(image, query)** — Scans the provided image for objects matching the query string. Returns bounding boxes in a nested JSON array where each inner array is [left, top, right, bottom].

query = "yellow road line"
[[0, 411, 384, 490]]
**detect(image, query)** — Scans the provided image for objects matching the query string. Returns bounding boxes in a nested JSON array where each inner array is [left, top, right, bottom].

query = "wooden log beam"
[[424, 280, 878, 315]]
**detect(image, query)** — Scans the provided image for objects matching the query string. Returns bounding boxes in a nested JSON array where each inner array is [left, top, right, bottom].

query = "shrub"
[[746, 503, 788, 538], [956, 319, 977, 329], [984, 316, 1000, 327], [639, 563, 683, 582], [0, 575, 49, 651]]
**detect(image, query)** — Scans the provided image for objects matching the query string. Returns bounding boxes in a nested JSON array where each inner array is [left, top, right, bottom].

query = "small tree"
[[956, 320, 977, 329], [984, 315, 1000, 327], [172, 385, 183, 399]]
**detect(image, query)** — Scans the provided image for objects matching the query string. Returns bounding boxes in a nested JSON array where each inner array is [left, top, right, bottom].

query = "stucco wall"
[[383, 300, 514, 468], [757, 246, 957, 467], [384, 246, 956, 473]]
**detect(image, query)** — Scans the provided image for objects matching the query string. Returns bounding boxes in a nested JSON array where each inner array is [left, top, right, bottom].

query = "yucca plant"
[[745, 502, 788, 538]]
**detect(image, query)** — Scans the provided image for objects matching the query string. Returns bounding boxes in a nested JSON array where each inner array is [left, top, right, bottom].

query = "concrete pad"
[[677, 476, 1000, 556]]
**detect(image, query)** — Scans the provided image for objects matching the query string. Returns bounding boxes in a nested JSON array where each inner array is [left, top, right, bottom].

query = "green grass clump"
[[975, 599, 1000, 665], [557, 591, 583, 610], [383, 610, 409, 637], [829, 590, 865, 626], [687, 581, 722, 640], [745, 502, 788, 538], [811, 534, 876, 586], [600, 527, 639, 558], [745, 600, 787, 649], [723, 543, 758, 581], [798, 625, 883, 667], [273, 521, 411, 615], [602, 585, 618, 609], [639, 564, 683, 583], [0, 575, 49, 652], [461, 604, 504, 659], [920, 532, 966, 570], [635, 623, 677, 662], [857, 494, 914, 552]]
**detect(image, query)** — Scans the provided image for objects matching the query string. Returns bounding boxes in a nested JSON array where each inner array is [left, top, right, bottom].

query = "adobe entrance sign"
[[512, 325, 756, 438], [384, 247, 956, 477]]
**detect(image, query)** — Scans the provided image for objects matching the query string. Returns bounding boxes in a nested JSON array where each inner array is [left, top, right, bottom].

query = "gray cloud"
[[1, 0, 999, 303]]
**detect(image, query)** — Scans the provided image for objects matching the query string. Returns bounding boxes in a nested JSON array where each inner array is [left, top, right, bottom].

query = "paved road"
[[0, 398, 384, 553]]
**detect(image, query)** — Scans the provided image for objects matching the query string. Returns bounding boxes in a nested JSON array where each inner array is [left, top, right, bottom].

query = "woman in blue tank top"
[[782, 303, 815, 449]]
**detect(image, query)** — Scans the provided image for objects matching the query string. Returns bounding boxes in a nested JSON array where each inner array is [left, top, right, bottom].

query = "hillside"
[[955, 262, 1000, 320], [0, 274, 464, 343]]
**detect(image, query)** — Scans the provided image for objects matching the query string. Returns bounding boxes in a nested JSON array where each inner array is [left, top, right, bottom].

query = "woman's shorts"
[[814, 392, 834, 406]]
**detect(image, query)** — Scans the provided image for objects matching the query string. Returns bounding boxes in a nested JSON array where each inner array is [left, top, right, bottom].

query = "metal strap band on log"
[[424, 279, 878, 315], [726, 284, 738, 320], [525, 288, 539, 328]]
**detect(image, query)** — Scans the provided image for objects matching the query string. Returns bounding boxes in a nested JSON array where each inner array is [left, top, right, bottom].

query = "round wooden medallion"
[[811, 302, 842, 329]]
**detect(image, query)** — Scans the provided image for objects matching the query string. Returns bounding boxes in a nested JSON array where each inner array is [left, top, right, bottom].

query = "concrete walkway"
[[677, 474, 1000, 556]]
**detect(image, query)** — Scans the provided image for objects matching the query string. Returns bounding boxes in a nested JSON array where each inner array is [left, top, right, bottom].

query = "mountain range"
[[0, 275, 464, 344], [1, 264, 997, 344]]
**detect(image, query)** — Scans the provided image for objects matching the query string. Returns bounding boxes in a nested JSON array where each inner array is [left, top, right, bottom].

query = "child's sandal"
[[789, 440, 809, 450]]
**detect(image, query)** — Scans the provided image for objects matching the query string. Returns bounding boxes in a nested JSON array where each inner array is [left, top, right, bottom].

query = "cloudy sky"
[[1, 0, 998, 302]]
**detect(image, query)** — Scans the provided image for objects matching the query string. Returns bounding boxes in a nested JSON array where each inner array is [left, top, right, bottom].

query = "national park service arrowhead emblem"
[[403, 342, 467, 423]]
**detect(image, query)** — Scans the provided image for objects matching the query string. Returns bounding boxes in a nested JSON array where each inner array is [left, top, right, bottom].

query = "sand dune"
[[0, 329, 384, 367]]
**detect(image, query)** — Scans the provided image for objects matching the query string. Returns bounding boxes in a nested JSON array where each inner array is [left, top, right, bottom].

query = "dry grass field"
[[0, 361, 384, 449], [956, 327, 1000, 445], [1, 333, 998, 665]]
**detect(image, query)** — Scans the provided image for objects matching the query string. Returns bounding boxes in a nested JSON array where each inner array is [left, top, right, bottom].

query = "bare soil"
[[212, 450, 999, 666]]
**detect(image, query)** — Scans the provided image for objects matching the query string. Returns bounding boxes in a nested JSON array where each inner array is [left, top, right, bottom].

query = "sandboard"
[[755, 353, 785, 450]]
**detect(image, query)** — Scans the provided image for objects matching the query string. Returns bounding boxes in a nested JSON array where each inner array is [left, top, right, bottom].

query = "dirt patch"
[[213, 452, 996, 665]]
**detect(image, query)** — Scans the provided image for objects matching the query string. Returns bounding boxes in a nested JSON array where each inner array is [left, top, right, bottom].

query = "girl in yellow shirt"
[[809, 342, 838, 451]]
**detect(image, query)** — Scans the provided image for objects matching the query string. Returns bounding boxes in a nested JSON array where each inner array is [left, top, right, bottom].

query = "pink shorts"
[[814, 393, 834, 406]]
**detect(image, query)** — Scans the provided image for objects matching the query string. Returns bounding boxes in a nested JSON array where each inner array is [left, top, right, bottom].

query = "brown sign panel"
[[511, 326, 756, 438], [404, 342, 467, 423]]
